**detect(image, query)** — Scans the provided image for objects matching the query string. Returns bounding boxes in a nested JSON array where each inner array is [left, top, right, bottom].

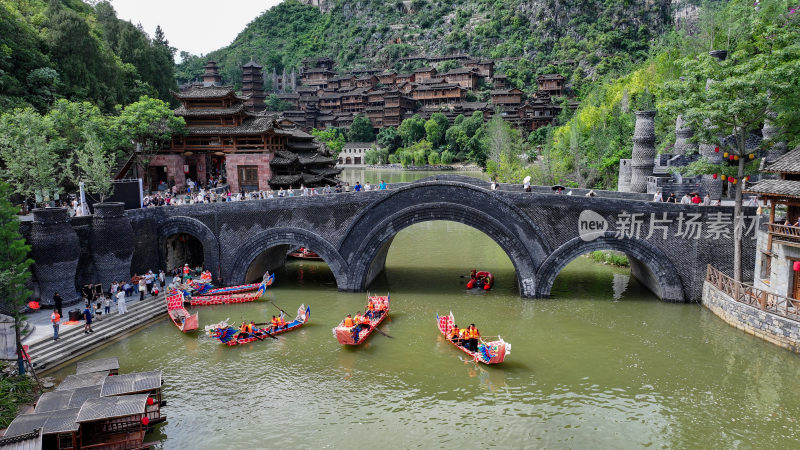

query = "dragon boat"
[[179, 273, 275, 306], [287, 247, 323, 261], [436, 312, 510, 364], [166, 291, 198, 332], [332, 294, 390, 345], [207, 304, 310, 346], [466, 270, 494, 291]]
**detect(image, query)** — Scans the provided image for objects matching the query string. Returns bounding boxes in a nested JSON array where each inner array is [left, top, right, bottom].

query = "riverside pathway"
[[22, 292, 167, 372]]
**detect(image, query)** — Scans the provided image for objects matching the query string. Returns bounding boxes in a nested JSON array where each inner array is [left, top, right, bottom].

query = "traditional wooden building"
[[395, 73, 416, 84], [537, 74, 566, 97], [464, 59, 495, 79], [413, 66, 438, 83], [377, 71, 397, 85], [301, 67, 335, 87], [493, 74, 509, 89], [490, 88, 523, 106], [241, 60, 266, 112], [747, 148, 800, 300], [411, 83, 465, 105], [383, 92, 416, 127], [443, 67, 482, 90], [355, 75, 378, 88], [269, 123, 340, 188], [202, 61, 223, 86]]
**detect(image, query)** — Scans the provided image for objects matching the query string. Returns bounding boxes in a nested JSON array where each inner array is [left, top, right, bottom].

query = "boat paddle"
[[370, 325, 393, 339]]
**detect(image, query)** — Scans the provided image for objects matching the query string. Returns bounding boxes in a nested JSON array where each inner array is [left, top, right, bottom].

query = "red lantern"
[[745, 175, 750, 181], [147, 397, 154, 406], [794, 261, 800, 271], [731, 177, 738, 185], [141, 416, 150, 426], [729, 155, 735, 161], [714, 147, 720, 153], [28, 301, 40, 310], [712, 173, 718, 179]]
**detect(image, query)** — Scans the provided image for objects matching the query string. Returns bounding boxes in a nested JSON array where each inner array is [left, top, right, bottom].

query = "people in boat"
[[352, 311, 371, 343], [449, 324, 462, 346], [458, 327, 469, 347], [365, 301, 376, 320], [465, 324, 480, 352], [237, 321, 251, 339]]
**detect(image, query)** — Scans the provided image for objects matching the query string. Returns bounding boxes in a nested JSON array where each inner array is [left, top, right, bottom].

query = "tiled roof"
[[744, 179, 800, 198], [173, 85, 236, 99], [414, 83, 462, 91], [76, 357, 119, 375], [414, 66, 436, 73], [175, 104, 245, 117], [343, 142, 375, 149], [444, 67, 478, 75], [76, 395, 148, 423], [538, 74, 565, 80], [299, 153, 335, 165], [4, 408, 81, 437], [764, 148, 800, 173], [186, 117, 274, 136], [242, 60, 262, 68], [269, 174, 302, 186], [490, 89, 522, 95]]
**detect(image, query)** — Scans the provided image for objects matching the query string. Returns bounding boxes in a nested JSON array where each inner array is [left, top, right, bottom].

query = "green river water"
[[50, 171, 800, 449]]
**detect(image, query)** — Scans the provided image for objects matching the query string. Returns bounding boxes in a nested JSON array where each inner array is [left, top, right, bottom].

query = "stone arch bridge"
[[26, 175, 756, 304]]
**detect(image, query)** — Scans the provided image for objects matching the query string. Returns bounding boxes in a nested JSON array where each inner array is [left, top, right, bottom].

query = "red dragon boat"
[[436, 312, 510, 364], [207, 304, 310, 346], [166, 291, 198, 332], [333, 294, 390, 345], [183, 273, 275, 306], [466, 270, 494, 291], [287, 247, 323, 261]]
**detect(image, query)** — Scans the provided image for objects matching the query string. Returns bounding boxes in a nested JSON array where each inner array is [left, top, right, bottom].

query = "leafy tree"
[[663, 5, 800, 281], [376, 126, 402, 152], [265, 94, 294, 112], [398, 114, 425, 146], [348, 114, 375, 142], [312, 127, 346, 156], [114, 96, 185, 188], [0, 108, 64, 206], [0, 182, 34, 375], [440, 150, 455, 164], [424, 112, 449, 148], [365, 147, 389, 165], [73, 130, 116, 203]]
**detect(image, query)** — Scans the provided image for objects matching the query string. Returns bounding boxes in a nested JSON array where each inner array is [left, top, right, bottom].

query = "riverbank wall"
[[702, 280, 800, 353]]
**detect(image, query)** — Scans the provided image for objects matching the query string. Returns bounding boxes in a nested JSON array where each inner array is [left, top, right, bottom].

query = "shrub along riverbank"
[[586, 251, 629, 267]]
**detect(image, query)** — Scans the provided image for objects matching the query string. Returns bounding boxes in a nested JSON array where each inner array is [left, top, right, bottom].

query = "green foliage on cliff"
[[0, 0, 177, 113], [176, 0, 677, 92]]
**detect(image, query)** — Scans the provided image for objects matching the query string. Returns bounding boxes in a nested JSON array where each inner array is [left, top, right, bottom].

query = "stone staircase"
[[26, 295, 167, 372]]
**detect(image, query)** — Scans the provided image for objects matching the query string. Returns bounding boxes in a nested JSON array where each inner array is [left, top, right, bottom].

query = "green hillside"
[[0, 0, 176, 113], [176, 0, 685, 92]]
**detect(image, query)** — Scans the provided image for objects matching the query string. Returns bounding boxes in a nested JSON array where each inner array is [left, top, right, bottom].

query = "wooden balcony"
[[706, 265, 800, 321], [768, 223, 800, 243]]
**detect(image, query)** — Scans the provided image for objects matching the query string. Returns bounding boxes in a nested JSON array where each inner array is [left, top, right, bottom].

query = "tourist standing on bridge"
[[680, 193, 691, 204], [354, 181, 362, 192], [379, 180, 387, 190], [652, 191, 663, 202]]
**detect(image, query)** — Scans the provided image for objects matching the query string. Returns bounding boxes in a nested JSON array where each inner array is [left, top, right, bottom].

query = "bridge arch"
[[535, 233, 685, 302], [157, 216, 221, 282], [339, 181, 550, 297], [225, 227, 349, 289]]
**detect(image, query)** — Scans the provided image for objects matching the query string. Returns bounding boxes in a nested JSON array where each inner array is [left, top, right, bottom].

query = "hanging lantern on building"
[[712, 173, 718, 179], [147, 397, 155, 406], [794, 261, 800, 271], [745, 175, 750, 181], [734, 155, 740, 161], [748, 153, 755, 159], [721, 175, 727, 181], [141, 416, 150, 426], [731, 177, 738, 184], [723, 152, 729, 158], [714, 147, 720, 153], [214, 152, 225, 156], [729, 155, 735, 161]]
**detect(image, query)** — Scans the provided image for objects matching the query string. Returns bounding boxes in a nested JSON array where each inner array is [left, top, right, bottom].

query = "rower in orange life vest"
[[343, 314, 355, 327], [466, 269, 478, 289], [365, 301, 376, 320], [352, 311, 370, 343], [237, 321, 251, 339], [448, 324, 462, 346], [465, 323, 480, 352]]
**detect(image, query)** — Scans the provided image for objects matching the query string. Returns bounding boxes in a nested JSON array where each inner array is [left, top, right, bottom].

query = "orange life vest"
[[470, 328, 480, 339], [277, 317, 286, 326], [344, 317, 354, 327], [367, 303, 374, 311], [246, 323, 253, 333], [271, 317, 279, 327], [449, 328, 459, 339]]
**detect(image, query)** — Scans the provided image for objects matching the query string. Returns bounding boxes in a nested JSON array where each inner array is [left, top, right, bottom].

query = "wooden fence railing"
[[706, 264, 800, 322], [768, 223, 800, 241]]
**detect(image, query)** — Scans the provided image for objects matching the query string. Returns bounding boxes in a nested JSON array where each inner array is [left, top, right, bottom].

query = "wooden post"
[[768, 199, 775, 253]]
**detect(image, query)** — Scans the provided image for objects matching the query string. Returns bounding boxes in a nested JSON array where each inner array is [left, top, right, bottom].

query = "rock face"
[[90, 203, 135, 291], [673, 115, 696, 155], [629, 110, 656, 193], [29, 208, 80, 305]]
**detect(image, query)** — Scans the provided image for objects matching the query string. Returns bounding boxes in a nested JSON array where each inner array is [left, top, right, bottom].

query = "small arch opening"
[[164, 233, 204, 273], [243, 244, 336, 287]]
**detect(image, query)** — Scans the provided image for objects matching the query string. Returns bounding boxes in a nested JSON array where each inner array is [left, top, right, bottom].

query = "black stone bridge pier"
[[23, 176, 755, 305]]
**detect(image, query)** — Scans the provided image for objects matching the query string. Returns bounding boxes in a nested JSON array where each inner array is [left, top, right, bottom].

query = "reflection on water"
[[50, 220, 800, 449]]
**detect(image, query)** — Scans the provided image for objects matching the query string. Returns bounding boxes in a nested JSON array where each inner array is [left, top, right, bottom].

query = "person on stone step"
[[83, 304, 94, 334]]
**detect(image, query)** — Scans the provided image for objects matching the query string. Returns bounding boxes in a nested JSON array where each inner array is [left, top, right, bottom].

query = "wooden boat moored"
[[208, 304, 311, 346], [166, 291, 198, 332], [288, 247, 323, 260], [333, 294, 390, 345], [436, 312, 510, 364]]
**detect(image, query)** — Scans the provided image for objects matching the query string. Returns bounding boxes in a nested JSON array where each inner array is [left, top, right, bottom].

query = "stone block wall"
[[224, 153, 274, 193], [702, 280, 800, 353]]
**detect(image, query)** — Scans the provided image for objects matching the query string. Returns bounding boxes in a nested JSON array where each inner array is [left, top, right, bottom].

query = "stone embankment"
[[24, 294, 167, 373]]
